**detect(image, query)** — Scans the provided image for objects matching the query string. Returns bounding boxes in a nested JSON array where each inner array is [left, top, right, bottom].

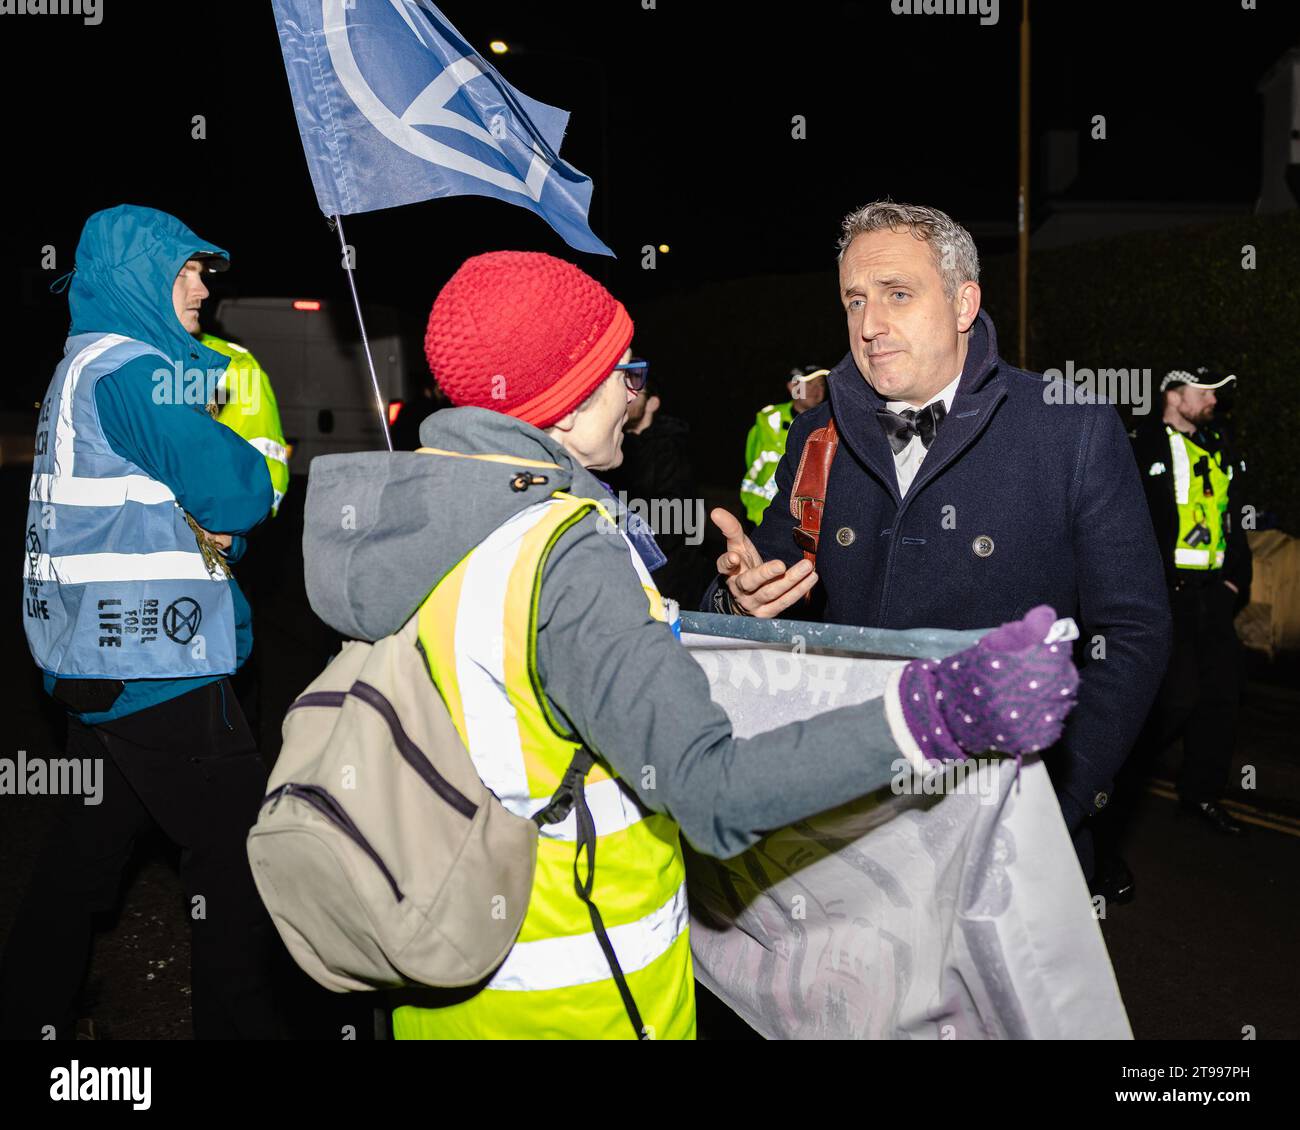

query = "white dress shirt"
[[885, 373, 962, 496]]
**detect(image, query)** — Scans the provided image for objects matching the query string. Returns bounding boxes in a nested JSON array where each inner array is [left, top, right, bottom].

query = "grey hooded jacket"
[[303, 406, 903, 859]]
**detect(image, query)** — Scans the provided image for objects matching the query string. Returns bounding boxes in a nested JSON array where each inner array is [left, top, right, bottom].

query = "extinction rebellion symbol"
[[25, 526, 41, 595], [163, 598, 202, 644]]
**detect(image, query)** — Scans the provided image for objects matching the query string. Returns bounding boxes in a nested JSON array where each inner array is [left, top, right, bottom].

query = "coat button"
[[836, 526, 855, 547], [1094, 791, 1109, 811], [971, 534, 995, 558]]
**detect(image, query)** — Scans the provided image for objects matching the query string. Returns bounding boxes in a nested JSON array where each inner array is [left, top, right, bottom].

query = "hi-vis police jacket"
[[201, 333, 291, 516], [1131, 414, 1252, 598], [740, 401, 793, 524], [24, 205, 273, 722]]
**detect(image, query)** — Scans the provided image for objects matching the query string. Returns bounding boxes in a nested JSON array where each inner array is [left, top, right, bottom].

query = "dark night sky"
[[4, 0, 1298, 404]]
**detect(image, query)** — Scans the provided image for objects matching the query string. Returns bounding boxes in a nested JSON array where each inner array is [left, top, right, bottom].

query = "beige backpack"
[[248, 614, 561, 994]]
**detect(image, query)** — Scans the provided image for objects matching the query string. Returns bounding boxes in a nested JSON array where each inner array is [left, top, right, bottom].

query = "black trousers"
[[0, 680, 277, 1039], [1155, 577, 1243, 804], [1094, 575, 1242, 864]]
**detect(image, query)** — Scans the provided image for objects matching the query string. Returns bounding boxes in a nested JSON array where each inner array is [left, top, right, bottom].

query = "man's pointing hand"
[[710, 507, 818, 618]]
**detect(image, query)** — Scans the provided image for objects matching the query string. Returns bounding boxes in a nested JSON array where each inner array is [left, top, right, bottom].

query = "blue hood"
[[67, 204, 230, 374]]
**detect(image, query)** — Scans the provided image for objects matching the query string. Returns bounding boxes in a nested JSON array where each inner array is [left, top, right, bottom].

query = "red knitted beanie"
[[425, 251, 634, 429]]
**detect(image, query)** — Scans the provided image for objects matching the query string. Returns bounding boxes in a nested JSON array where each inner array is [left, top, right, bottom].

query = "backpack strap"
[[789, 416, 839, 595], [532, 748, 648, 1041]]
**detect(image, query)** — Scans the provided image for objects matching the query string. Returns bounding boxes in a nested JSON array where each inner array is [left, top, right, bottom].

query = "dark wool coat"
[[705, 311, 1172, 870]]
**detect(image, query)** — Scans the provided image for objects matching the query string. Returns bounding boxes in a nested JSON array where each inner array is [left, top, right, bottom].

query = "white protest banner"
[[680, 617, 1131, 1040]]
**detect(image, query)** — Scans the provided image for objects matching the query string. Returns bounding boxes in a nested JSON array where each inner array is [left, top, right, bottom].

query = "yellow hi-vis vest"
[[200, 333, 291, 516], [392, 489, 695, 1040], [741, 401, 793, 525], [1167, 426, 1232, 571]]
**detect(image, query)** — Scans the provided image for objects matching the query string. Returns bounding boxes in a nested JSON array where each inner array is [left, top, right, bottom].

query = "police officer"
[[200, 329, 291, 516], [1131, 366, 1252, 835], [739, 365, 828, 525]]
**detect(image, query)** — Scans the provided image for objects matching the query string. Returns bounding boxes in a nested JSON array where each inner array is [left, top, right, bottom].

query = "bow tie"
[[875, 401, 947, 455]]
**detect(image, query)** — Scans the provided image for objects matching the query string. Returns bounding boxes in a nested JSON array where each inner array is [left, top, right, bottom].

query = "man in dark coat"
[[702, 200, 1172, 878]]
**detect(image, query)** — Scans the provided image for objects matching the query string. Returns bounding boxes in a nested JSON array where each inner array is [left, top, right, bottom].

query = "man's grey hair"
[[836, 200, 980, 300]]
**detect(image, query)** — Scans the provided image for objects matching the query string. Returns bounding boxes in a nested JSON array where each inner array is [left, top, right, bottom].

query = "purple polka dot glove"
[[890, 605, 1080, 766]]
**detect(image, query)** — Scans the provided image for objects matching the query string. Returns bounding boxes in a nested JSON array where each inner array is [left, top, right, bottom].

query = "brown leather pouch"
[[789, 417, 839, 599]]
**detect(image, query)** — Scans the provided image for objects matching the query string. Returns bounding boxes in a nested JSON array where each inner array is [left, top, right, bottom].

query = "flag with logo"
[[272, 0, 613, 255]]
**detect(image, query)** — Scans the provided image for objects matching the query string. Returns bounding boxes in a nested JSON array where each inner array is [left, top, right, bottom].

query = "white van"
[[212, 297, 418, 466]]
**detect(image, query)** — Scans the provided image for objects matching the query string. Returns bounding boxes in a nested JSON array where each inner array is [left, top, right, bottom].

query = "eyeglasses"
[[613, 359, 649, 393]]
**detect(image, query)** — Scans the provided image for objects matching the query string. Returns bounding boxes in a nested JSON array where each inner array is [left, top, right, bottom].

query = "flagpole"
[[331, 212, 393, 452], [1017, 0, 1031, 369]]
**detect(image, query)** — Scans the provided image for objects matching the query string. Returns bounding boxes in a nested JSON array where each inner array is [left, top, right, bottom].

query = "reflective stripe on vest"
[[741, 405, 791, 522], [1169, 426, 1192, 505], [26, 550, 224, 585], [488, 883, 689, 993], [204, 333, 290, 517], [1167, 426, 1232, 573], [246, 436, 289, 465], [399, 491, 693, 1039], [1174, 547, 1227, 568], [741, 475, 779, 501], [30, 472, 175, 507], [23, 333, 238, 679]]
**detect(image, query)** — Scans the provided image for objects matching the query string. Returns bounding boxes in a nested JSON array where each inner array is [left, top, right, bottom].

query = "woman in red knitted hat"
[[426, 249, 638, 459], [300, 250, 1080, 1041]]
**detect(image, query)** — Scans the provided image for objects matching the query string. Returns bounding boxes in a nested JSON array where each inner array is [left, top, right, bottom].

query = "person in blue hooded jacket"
[[0, 205, 277, 1039]]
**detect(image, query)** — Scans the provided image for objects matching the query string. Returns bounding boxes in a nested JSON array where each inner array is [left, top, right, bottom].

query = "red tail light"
[[292, 299, 321, 311], [387, 400, 404, 426]]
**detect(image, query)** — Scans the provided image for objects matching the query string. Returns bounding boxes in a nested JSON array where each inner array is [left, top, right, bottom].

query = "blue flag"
[[272, 0, 613, 256]]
